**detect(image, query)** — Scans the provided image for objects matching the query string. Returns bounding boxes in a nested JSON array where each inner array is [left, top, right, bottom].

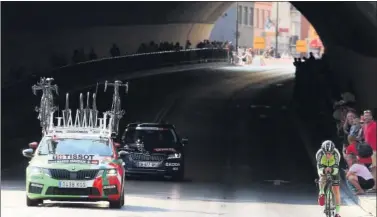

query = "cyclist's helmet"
[[321, 140, 335, 153]]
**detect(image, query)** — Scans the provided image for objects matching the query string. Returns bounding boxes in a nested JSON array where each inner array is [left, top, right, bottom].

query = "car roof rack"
[[32, 78, 127, 139]]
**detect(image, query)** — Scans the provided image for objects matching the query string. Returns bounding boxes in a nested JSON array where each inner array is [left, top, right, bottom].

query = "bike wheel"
[[41, 99, 50, 131], [324, 185, 335, 217]]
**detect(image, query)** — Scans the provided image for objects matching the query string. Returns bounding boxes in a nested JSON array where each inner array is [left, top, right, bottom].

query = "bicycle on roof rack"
[[32, 77, 59, 133], [104, 80, 129, 135], [315, 172, 336, 217]]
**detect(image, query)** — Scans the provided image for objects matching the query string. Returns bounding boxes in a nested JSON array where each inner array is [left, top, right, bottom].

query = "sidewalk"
[[292, 107, 376, 217]]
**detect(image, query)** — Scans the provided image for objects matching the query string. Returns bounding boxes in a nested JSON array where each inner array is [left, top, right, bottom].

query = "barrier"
[[50, 48, 226, 81], [3, 48, 228, 90]]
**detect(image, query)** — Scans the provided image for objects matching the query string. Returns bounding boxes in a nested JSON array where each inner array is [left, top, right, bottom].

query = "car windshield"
[[124, 128, 177, 148], [37, 137, 113, 156]]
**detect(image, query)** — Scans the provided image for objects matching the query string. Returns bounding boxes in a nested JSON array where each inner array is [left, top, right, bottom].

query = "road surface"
[[1, 65, 373, 217]]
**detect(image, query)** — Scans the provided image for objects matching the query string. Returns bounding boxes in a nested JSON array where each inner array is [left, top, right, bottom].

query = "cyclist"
[[315, 140, 342, 217]]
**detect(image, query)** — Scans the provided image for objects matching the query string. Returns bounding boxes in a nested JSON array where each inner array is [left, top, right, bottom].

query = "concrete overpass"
[[2, 1, 377, 109]]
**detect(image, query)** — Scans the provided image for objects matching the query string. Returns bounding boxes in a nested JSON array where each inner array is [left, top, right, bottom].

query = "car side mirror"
[[182, 138, 188, 145], [29, 142, 38, 149], [22, 148, 34, 158], [118, 150, 128, 157]]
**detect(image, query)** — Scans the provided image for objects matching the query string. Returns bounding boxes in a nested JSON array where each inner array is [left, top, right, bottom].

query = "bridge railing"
[[48, 48, 228, 86], [2, 48, 228, 102]]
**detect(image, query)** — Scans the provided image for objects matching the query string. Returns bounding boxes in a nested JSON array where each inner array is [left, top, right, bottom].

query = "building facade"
[[210, 2, 255, 48], [237, 2, 255, 48], [270, 2, 292, 54], [289, 5, 302, 55], [253, 1, 273, 48], [300, 15, 310, 40]]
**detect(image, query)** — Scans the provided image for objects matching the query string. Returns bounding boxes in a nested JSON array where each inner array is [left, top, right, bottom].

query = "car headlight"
[[28, 166, 51, 176], [167, 153, 181, 159], [97, 169, 118, 177]]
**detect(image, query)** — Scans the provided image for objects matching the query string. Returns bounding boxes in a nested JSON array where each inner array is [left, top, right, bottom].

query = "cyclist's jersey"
[[315, 148, 341, 176]]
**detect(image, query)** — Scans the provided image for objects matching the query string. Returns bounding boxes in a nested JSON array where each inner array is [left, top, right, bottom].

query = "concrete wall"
[[2, 23, 214, 76], [326, 45, 377, 110]]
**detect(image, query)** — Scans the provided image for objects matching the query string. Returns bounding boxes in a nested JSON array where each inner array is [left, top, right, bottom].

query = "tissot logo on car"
[[48, 154, 99, 164], [52, 154, 95, 160]]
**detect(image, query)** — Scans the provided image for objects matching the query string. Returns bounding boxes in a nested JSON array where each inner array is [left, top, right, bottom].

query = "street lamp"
[[275, 2, 279, 57], [236, 1, 239, 53]]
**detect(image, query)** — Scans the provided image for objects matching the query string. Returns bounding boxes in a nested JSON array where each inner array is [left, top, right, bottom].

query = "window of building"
[[267, 10, 271, 19], [262, 10, 265, 27], [256, 8, 259, 28], [244, 7, 248, 25], [250, 7, 254, 26], [238, 5, 243, 24]]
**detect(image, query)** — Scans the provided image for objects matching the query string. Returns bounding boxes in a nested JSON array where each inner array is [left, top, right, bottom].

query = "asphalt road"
[[1, 65, 372, 217]]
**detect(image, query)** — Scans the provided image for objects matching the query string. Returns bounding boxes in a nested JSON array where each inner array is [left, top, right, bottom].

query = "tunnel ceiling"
[[2, 1, 377, 57]]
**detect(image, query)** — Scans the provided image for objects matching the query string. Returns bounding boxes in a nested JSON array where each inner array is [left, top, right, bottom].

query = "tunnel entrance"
[[1, 2, 376, 215]]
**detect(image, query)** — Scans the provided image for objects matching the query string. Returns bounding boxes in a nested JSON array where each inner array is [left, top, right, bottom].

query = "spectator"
[[72, 49, 80, 64], [345, 135, 372, 168], [110, 43, 121, 57], [345, 153, 375, 195], [137, 43, 147, 53], [78, 48, 86, 62], [185, 40, 192, 49], [227, 42, 235, 64], [88, 48, 97, 60], [350, 116, 363, 141], [363, 110, 376, 190], [342, 111, 356, 148]]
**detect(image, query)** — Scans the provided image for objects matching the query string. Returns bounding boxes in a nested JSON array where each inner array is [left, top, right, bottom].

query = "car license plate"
[[137, 161, 159, 168], [59, 181, 87, 188]]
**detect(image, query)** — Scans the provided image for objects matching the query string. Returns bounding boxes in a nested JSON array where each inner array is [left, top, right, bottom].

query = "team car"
[[23, 82, 126, 208], [119, 123, 188, 181]]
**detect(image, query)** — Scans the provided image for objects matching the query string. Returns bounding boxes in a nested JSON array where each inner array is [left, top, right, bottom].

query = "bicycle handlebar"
[[104, 80, 129, 94], [32, 78, 59, 95]]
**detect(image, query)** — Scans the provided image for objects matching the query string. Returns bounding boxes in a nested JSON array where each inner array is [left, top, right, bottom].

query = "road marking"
[[259, 114, 267, 118], [264, 179, 291, 186]]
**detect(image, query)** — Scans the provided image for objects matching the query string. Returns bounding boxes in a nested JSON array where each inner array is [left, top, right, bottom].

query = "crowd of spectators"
[[293, 52, 376, 195], [66, 40, 227, 67]]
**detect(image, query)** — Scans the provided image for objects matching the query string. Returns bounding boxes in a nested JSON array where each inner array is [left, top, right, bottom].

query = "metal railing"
[[2, 48, 228, 91], [42, 48, 228, 91]]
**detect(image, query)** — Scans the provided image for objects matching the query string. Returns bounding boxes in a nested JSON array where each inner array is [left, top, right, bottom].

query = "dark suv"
[[119, 123, 188, 181]]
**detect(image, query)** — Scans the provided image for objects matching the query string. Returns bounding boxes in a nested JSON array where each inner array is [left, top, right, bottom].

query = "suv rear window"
[[123, 127, 177, 149]]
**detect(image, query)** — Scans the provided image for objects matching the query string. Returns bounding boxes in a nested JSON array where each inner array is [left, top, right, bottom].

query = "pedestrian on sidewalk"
[[363, 110, 376, 191]]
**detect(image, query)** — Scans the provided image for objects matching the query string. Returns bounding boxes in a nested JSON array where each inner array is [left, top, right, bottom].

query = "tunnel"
[[2, 2, 376, 216]]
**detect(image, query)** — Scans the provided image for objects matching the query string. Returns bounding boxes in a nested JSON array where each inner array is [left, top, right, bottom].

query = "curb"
[[291, 109, 375, 216]]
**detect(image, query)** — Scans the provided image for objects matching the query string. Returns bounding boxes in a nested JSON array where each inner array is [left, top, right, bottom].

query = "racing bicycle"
[[104, 80, 129, 134], [32, 77, 59, 132], [315, 172, 336, 217]]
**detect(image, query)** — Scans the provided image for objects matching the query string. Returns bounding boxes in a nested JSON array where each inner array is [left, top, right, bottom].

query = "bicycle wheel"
[[324, 183, 335, 217], [41, 98, 50, 131], [113, 97, 122, 133], [92, 93, 97, 110], [79, 93, 84, 110]]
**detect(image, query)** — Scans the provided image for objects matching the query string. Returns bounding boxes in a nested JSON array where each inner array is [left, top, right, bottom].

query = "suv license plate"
[[59, 181, 87, 188]]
